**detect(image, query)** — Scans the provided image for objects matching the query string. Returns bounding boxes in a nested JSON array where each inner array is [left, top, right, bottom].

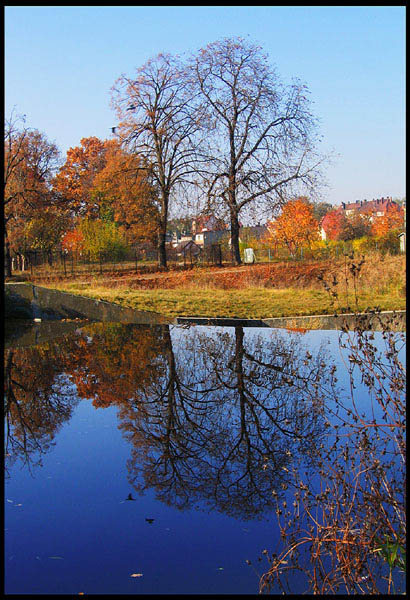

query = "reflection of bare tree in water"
[[3, 322, 332, 521], [4, 346, 79, 476], [121, 325, 330, 519], [4, 317, 405, 592]]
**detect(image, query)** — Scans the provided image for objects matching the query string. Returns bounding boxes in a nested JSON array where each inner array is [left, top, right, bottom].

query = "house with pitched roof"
[[191, 215, 228, 247], [320, 197, 401, 240]]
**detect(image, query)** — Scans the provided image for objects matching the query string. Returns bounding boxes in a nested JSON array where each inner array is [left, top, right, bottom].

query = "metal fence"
[[8, 241, 393, 279], [7, 244, 227, 278]]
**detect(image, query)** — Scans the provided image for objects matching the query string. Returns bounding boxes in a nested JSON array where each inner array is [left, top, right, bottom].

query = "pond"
[[4, 319, 406, 595]]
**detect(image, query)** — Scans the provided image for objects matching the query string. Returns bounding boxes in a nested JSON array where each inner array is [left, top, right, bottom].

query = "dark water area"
[[4, 321, 406, 595]]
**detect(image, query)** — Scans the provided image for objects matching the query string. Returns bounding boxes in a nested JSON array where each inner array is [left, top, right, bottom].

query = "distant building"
[[174, 239, 202, 261], [191, 214, 228, 247], [320, 197, 401, 240], [341, 197, 398, 220]]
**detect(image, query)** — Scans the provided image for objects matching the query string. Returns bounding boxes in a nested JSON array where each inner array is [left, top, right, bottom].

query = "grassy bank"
[[43, 285, 404, 319], [42, 253, 405, 319]]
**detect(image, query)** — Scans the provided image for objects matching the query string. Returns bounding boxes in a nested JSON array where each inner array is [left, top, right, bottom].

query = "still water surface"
[[4, 322, 405, 594]]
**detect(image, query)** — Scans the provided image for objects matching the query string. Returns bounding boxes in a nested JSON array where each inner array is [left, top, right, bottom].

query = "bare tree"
[[111, 54, 203, 269], [193, 37, 326, 265]]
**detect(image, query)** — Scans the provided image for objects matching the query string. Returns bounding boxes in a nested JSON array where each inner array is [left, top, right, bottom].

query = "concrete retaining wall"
[[5, 283, 171, 325], [5, 283, 405, 331], [176, 311, 406, 331]]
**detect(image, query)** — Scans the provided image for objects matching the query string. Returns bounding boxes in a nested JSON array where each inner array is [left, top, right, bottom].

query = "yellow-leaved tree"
[[266, 198, 319, 256]]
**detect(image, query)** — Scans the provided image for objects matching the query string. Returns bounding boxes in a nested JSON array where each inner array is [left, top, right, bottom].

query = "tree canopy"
[[267, 197, 319, 255]]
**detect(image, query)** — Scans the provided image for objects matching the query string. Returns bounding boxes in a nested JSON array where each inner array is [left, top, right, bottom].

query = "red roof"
[[192, 215, 227, 232], [320, 197, 402, 234], [340, 197, 398, 216]]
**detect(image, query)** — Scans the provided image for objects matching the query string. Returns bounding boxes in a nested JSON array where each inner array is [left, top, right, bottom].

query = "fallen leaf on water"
[[130, 573, 143, 578]]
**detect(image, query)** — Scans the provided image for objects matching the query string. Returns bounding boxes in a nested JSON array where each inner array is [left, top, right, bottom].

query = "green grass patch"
[[47, 283, 406, 319]]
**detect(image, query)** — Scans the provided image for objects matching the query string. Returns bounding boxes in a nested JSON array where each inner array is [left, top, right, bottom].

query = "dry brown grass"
[[11, 253, 405, 295], [10, 253, 405, 318]]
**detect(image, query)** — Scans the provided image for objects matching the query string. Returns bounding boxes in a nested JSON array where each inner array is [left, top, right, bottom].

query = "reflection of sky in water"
[[4, 324, 405, 595]]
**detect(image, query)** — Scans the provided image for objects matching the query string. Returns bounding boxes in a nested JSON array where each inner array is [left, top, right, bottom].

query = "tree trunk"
[[157, 215, 167, 269], [157, 229, 167, 269], [230, 209, 242, 265], [4, 233, 12, 278], [157, 193, 169, 270]]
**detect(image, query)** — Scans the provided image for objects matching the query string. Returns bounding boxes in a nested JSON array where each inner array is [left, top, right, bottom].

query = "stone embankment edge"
[[5, 282, 171, 325], [174, 311, 406, 331], [5, 282, 406, 331]]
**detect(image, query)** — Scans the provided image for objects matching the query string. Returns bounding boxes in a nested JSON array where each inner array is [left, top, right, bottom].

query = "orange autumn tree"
[[371, 204, 404, 237], [93, 140, 159, 247], [53, 136, 108, 218], [267, 197, 319, 256], [4, 113, 63, 272], [56, 137, 159, 250], [61, 229, 85, 255]]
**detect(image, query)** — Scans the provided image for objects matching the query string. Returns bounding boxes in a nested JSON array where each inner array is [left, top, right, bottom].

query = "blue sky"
[[5, 5, 405, 206]]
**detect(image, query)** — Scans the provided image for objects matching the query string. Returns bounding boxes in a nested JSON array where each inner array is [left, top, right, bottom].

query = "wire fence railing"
[[5, 240, 402, 280]]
